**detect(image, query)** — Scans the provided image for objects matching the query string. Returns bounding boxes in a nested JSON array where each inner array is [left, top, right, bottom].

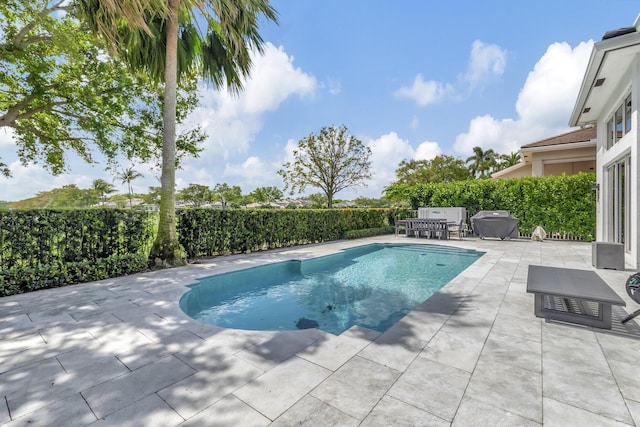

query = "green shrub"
[[177, 208, 405, 258], [0, 209, 154, 295], [344, 227, 395, 239], [397, 173, 596, 240]]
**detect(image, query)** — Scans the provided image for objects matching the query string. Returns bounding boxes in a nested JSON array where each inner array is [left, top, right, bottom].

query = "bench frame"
[[526, 265, 626, 329]]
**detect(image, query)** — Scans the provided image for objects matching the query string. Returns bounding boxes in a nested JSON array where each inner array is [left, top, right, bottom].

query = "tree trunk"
[[149, 0, 186, 268]]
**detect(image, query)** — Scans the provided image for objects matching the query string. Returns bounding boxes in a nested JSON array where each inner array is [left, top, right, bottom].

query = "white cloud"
[[463, 40, 507, 86], [394, 74, 453, 106], [363, 132, 417, 195], [2, 161, 89, 201], [414, 141, 441, 161], [325, 77, 342, 95], [223, 156, 282, 190], [237, 44, 317, 115], [188, 43, 316, 159], [410, 116, 420, 129], [177, 43, 317, 188], [0, 128, 14, 147], [282, 139, 298, 164], [396, 40, 507, 107], [453, 40, 594, 157], [515, 41, 593, 127]]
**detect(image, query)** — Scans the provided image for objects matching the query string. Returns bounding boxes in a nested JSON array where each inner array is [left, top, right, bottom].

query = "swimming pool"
[[180, 243, 484, 335]]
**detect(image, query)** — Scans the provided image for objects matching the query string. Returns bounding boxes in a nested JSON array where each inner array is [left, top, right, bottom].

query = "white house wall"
[[596, 54, 640, 268]]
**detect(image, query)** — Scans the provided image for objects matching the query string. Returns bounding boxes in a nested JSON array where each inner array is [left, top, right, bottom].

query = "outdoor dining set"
[[394, 208, 521, 241], [394, 218, 466, 240]]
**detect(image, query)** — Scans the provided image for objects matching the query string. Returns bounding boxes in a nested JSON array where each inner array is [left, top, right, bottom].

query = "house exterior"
[[492, 127, 597, 180], [570, 15, 640, 268]]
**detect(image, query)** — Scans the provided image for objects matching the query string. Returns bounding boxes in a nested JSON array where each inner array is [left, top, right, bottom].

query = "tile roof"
[[521, 126, 597, 149]]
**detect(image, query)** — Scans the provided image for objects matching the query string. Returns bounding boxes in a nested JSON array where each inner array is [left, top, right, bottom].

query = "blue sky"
[[1, 1, 639, 201]]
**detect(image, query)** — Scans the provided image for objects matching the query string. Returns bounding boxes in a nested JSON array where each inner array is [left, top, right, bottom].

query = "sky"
[[1, 1, 639, 202]]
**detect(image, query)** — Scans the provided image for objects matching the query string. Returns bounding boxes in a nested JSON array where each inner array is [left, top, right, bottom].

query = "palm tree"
[[92, 178, 116, 206], [117, 167, 143, 208], [498, 152, 521, 170], [466, 146, 498, 179], [78, 0, 277, 266]]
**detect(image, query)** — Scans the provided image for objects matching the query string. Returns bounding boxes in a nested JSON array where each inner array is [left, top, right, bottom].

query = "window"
[[607, 118, 615, 148], [606, 93, 632, 149], [615, 105, 624, 140], [625, 93, 632, 133]]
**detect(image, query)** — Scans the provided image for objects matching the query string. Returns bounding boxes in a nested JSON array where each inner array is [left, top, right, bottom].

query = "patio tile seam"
[[448, 276, 513, 421], [594, 332, 638, 423], [375, 387, 452, 425], [3, 395, 11, 423], [230, 390, 277, 421], [79, 390, 99, 423], [305, 354, 400, 422], [542, 396, 635, 426], [150, 391, 187, 425]]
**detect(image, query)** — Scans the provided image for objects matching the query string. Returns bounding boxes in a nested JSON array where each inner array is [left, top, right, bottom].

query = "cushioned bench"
[[526, 265, 626, 329]]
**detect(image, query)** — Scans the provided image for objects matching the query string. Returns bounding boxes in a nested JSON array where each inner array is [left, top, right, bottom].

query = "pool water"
[[180, 243, 484, 335]]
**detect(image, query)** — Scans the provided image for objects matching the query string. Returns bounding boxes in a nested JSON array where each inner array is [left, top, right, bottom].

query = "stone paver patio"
[[2, 236, 640, 426]]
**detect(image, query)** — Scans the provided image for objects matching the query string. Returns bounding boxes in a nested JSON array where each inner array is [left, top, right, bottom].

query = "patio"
[[1, 236, 640, 426]]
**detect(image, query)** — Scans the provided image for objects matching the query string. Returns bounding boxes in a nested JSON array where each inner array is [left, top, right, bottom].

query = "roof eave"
[[570, 31, 640, 127], [491, 162, 528, 179], [520, 140, 596, 153]]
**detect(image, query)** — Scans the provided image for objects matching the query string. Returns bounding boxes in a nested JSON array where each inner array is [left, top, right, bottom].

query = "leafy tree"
[[466, 146, 499, 179], [212, 183, 243, 208], [353, 197, 390, 208], [0, 1, 176, 177], [80, 0, 278, 266], [177, 183, 211, 206], [306, 193, 328, 208], [142, 186, 162, 205], [249, 186, 283, 206], [278, 125, 372, 208], [393, 155, 471, 186], [106, 193, 130, 208], [117, 167, 143, 208], [9, 184, 96, 208], [92, 179, 116, 206]]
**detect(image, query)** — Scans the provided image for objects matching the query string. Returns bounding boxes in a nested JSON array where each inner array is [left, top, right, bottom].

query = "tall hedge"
[[176, 208, 404, 258], [0, 209, 155, 295], [0, 207, 411, 296], [401, 173, 596, 240]]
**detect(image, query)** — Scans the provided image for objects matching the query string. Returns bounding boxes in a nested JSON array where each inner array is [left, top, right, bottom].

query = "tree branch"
[[12, 1, 71, 46]]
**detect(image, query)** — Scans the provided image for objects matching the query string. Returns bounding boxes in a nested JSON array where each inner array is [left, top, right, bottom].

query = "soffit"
[[570, 32, 640, 126]]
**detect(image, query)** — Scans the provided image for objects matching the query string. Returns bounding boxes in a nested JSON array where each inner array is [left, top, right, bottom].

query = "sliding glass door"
[[607, 155, 631, 250]]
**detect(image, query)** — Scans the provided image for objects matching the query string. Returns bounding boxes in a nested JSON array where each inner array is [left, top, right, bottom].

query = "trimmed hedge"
[[344, 226, 395, 239], [0, 207, 412, 296], [0, 254, 148, 296], [398, 173, 596, 240], [176, 208, 408, 258], [0, 209, 155, 295]]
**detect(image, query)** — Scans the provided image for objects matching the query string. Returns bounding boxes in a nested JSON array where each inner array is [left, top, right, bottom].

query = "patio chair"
[[448, 220, 467, 240], [622, 272, 640, 324]]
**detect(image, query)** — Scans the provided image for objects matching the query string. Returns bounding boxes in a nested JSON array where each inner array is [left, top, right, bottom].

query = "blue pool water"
[[180, 243, 484, 335]]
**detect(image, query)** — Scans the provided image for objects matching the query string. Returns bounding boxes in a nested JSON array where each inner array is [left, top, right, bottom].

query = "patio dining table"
[[404, 218, 450, 239]]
